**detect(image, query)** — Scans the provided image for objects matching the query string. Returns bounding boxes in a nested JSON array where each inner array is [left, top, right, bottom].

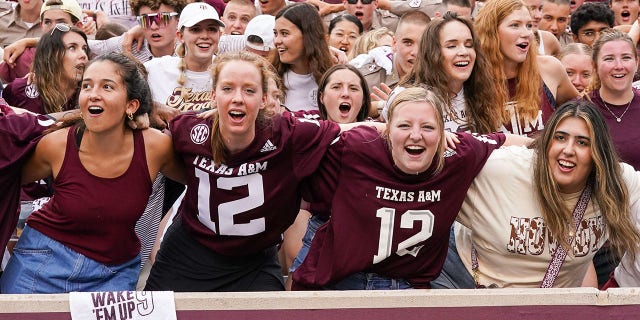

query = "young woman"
[[279, 64, 371, 287], [432, 100, 640, 288], [317, 64, 371, 124], [144, 2, 224, 112], [327, 14, 363, 55], [2, 24, 88, 114], [1, 53, 185, 293], [398, 12, 500, 134], [291, 87, 529, 290], [272, 3, 334, 112], [474, 0, 579, 137], [587, 29, 640, 286], [588, 29, 640, 170], [144, 51, 349, 292], [557, 43, 593, 95]]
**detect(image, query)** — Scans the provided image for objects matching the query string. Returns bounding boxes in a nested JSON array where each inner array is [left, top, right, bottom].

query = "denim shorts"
[[291, 215, 412, 290], [1, 225, 140, 294], [429, 225, 476, 289]]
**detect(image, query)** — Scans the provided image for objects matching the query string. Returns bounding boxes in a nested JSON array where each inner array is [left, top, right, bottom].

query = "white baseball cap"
[[244, 15, 275, 52], [178, 2, 225, 30]]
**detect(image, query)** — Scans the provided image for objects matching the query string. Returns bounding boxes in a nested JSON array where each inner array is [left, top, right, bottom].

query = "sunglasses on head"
[[346, 0, 374, 4], [137, 12, 178, 29], [50, 23, 70, 36]]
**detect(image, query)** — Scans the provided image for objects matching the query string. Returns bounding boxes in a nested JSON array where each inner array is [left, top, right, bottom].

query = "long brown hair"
[[270, 3, 334, 84], [533, 100, 639, 260], [33, 25, 89, 114], [399, 12, 500, 133]]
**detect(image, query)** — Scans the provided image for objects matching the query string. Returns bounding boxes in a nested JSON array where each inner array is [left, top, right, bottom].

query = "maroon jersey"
[[2, 78, 79, 114], [27, 127, 152, 265], [0, 104, 53, 260], [292, 127, 505, 289], [170, 112, 340, 256]]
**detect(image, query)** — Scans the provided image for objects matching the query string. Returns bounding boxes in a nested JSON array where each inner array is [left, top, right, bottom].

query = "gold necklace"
[[601, 98, 633, 123]]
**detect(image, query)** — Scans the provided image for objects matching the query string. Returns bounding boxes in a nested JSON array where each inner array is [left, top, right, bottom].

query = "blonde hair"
[[347, 27, 394, 60], [589, 28, 636, 93], [384, 86, 446, 175]]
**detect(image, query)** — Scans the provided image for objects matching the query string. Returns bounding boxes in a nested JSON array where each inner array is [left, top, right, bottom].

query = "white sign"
[[69, 291, 176, 320]]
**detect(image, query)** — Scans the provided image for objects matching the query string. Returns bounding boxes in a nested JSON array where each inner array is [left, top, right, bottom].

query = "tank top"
[[27, 126, 152, 265]]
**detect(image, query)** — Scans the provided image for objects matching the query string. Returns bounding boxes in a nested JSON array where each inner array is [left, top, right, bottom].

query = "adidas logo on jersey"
[[260, 139, 277, 152]]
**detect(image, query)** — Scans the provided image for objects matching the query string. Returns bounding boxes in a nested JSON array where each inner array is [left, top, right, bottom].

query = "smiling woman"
[[398, 12, 500, 134], [271, 3, 334, 112], [290, 86, 513, 290], [144, 2, 225, 113], [432, 100, 640, 289]]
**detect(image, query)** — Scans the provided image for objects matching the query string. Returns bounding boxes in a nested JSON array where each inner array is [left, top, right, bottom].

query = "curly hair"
[[570, 2, 614, 35]]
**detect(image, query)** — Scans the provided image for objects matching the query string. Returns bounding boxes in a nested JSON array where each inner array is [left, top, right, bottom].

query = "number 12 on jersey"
[[373, 208, 435, 264]]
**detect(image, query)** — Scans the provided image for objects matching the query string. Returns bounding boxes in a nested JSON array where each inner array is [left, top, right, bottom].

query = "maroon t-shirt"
[[292, 127, 505, 289], [170, 112, 340, 256], [27, 127, 152, 265], [0, 103, 53, 261], [589, 89, 640, 170], [499, 78, 555, 137]]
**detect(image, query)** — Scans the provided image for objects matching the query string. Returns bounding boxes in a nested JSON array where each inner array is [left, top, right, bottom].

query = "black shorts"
[[144, 217, 285, 292]]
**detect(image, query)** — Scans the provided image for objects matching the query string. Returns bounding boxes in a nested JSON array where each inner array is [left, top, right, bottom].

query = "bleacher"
[[2, 288, 640, 319]]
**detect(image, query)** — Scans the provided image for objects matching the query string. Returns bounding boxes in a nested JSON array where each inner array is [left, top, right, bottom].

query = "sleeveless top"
[[27, 126, 152, 265]]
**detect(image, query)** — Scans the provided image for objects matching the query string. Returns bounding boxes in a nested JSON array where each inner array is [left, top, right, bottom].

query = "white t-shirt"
[[444, 89, 471, 133], [282, 70, 318, 112], [144, 56, 213, 112], [614, 198, 640, 286], [455, 146, 640, 288]]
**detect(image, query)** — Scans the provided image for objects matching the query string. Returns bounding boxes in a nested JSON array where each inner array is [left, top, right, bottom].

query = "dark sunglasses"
[[50, 23, 71, 36], [346, 0, 374, 4], [137, 12, 178, 29]]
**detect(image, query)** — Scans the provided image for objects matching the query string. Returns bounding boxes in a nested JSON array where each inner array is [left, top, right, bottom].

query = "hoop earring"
[[127, 113, 134, 121]]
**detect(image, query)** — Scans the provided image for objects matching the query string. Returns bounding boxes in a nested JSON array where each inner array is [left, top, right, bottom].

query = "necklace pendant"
[[617, 117, 622, 123]]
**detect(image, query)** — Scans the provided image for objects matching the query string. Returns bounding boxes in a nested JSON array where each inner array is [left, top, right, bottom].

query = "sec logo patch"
[[190, 123, 209, 144]]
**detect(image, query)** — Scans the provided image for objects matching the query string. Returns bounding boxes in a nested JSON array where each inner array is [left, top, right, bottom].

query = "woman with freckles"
[[145, 52, 378, 292], [291, 87, 529, 290], [432, 100, 640, 289], [475, 0, 578, 137]]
